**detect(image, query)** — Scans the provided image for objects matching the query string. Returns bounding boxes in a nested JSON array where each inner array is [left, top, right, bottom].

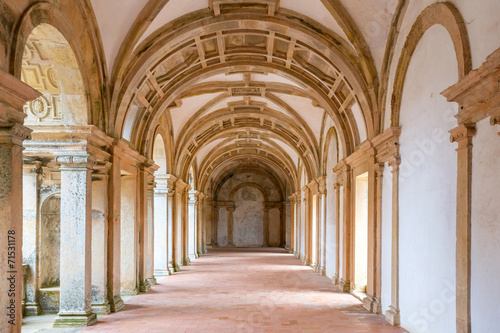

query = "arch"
[[19, 24, 88, 126], [152, 133, 168, 174], [228, 182, 269, 202], [10, 2, 107, 128], [321, 126, 340, 176], [390, 2, 472, 127]]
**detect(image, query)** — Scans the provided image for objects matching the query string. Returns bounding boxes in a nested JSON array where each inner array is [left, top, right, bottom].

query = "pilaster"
[[385, 155, 401, 326], [450, 124, 476, 333]]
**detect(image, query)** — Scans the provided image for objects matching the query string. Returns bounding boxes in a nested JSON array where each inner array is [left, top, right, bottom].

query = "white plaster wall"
[[380, 163, 392, 313], [338, 188, 343, 278], [383, 0, 500, 131], [398, 26, 458, 333], [471, 119, 500, 333]]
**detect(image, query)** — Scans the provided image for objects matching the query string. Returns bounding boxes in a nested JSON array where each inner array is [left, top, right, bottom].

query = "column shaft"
[[54, 155, 97, 327]]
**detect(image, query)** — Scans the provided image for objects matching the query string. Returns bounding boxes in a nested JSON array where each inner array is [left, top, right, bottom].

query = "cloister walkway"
[[83, 248, 406, 332]]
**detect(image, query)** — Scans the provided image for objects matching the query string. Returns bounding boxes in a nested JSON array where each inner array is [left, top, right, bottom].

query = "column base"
[[91, 302, 111, 315], [320, 266, 326, 276], [109, 295, 124, 312], [25, 303, 42, 316], [362, 295, 382, 314], [189, 254, 196, 261], [332, 274, 339, 285], [173, 263, 181, 272], [385, 306, 401, 326], [139, 280, 152, 292], [154, 268, 171, 277], [196, 252, 202, 257], [182, 257, 190, 266], [53, 311, 97, 327], [120, 287, 139, 296], [312, 263, 320, 272], [202, 247, 207, 254], [148, 277, 157, 286], [303, 257, 311, 266], [339, 279, 350, 292]]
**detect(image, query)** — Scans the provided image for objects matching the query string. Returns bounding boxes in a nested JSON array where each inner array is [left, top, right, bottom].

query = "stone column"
[[197, 194, 204, 256], [120, 175, 138, 295], [364, 159, 382, 314], [385, 156, 401, 326], [107, 154, 124, 312], [373, 163, 384, 313], [53, 154, 97, 327], [154, 176, 170, 277], [146, 180, 156, 286], [22, 161, 43, 316], [333, 182, 341, 285], [288, 195, 296, 254], [91, 167, 111, 315], [263, 206, 270, 247], [211, 202, 218, 247], [301, 186, 310, 265], [167, 188, 175, 273], [173, 181, 185, 271], [295, 192, 301, 258], [138, 167, 151, 292], [339, 165, 352, 292], [0, 71, 39, 333], [188, 190, 198, 259], [318, 177, 327, 275], [181, 185, 190, 266], [226, 206, 234, 247], [280, 204, 285, 247], [450, 124, 475, 333]]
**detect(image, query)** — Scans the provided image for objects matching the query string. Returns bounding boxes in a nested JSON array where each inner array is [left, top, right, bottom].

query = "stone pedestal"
[[22, 161, 43, 316], [53, 154, 97, 327], [91, 171, 110, 315]]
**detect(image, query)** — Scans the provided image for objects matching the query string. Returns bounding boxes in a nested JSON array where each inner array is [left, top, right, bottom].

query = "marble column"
[[22, 161, 43, 316], [107, 154, 124, 312], [188, 190, 198, 259], [0, 71, 39, 333], [450, 124, 475, 333], [53, 154, 97, 327], [91, 168, 111, 315], [120, 175, 138, 295], [385, 156, 401, 326], [154, 177, 170, 277]]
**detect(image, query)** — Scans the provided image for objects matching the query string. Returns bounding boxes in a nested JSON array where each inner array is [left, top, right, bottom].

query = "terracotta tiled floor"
[[83, 248, 407, 333]]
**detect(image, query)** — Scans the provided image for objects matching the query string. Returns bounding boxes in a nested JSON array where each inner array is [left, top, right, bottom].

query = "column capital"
[[388, 155, 401, 172], [449, 123, 476, 148], [316, 176, 327, 196], [23, 160, 43, 173], [55, 153, 96, 169]]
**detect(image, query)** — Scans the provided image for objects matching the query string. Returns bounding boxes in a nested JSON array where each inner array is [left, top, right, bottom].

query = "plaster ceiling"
[[87, 0, 397, 192]]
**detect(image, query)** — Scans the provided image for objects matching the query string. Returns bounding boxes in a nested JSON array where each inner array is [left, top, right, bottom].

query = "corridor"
[[83, 249, 406, 332]]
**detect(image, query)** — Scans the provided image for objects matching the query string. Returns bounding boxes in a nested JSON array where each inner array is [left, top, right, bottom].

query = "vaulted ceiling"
[[88, 0, 402, 194]]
